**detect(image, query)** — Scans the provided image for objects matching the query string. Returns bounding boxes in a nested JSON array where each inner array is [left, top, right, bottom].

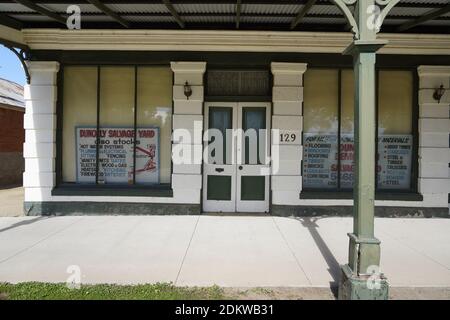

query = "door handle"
[[238, 166, 243, 170], [215, 168, 225, 173]]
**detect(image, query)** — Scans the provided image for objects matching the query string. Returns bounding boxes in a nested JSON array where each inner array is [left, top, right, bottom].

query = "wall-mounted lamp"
[[433, 84, 446, 103], [184, 81, 192, 100]]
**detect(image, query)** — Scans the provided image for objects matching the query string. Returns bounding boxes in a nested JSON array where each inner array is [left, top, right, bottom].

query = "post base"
[[338, 264, 389, 300]]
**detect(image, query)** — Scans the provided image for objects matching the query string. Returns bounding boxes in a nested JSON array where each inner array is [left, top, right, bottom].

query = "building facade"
[[0, 1, 449, 217], [0, 78, 24, 186]]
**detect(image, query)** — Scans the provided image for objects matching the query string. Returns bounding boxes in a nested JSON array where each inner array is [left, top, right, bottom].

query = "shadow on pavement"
[[0, 216, 48, 233], [0, 183, 22, 190], [296, 217, 341, 297]]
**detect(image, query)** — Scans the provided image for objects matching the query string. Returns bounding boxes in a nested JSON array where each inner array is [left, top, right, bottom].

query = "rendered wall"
[[417, 66, 450, 208], [22, 60, 449, 215], [24, 61, 206, 214]]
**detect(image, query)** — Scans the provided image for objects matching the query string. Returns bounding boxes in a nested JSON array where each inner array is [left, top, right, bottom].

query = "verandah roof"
[[0, 0, 449, 34]]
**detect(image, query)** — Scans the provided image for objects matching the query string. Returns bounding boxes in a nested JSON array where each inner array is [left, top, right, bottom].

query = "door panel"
[[207, 175, 232, 200], [240, 176, 265, 201], [203, 102, 270, 213], [203, 103, 237, 212], [236, 103, 271, 213]]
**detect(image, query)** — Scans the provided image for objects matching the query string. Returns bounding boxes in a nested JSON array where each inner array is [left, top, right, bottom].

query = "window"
[[303, 68, 414, 192], [62, 66, 173, 186]]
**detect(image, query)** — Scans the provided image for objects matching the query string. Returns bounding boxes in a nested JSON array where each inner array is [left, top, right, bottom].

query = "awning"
[[0, 0, 449, 34]]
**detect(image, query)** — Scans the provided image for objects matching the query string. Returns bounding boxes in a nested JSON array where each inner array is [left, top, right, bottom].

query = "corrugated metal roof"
[[0, 3, 33, 12], [105, 3, 168, 14], [174, 3, 236, 14], [8, 14, 53, 22], [308, 4, 342, 16], [389, 7, 437, 17], [400, 0, 449, 4], [183, 15, 235, 23], [123, 15, 175, 24], [0, 78, 24, 109], [243, 4, 301, 15], [39, 3, 102, 14], [241, 16, 292, 24], [302, 17, 347, 25], [0, 1, 448, 33]]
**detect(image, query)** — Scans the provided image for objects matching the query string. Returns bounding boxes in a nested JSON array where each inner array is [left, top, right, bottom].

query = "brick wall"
[[0, 106, 25, 185], [0, 106, 24, 151]]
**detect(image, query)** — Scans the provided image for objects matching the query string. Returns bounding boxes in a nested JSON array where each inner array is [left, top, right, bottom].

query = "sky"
[[0, 45, 27, 86]]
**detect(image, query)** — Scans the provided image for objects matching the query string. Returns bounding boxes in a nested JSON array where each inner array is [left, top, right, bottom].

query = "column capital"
[[25, 61, 60, 73], [343, 39, 388, 55], [271, 62, 307, 75], [170, 61, 206, 74], [418, 65, 450, 78]]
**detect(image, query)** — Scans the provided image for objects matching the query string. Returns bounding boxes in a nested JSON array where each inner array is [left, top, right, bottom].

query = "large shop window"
[[62, 66, 173, 186], [302, 69, 414, 192]]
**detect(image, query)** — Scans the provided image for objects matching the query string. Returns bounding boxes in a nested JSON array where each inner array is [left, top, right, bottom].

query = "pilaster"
[[170, 62, 206, 203], [23, 61, 59, 204], [270, 62, 307, 206], [417, 66, 450, 207]]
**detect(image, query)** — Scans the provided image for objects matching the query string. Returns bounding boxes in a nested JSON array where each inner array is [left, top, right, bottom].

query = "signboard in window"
[[76, 127, 159, 184], [339, 134, 354, 189], [303, 134, 412, 190], [303, 134, 338, 189], [377, 134, 412, 190]]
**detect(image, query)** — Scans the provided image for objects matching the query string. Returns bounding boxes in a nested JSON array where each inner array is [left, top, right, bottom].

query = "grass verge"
[[0, 282, 225, 300]]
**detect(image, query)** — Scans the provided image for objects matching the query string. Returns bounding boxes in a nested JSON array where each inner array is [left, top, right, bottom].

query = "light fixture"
[[433, 84, 446, 103], [184, 81, 192, 100]]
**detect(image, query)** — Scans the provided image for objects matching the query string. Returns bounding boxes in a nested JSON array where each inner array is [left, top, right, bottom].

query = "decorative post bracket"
[[330, 0, 400, 300], [0, 39, 31, 84], [332, 0, 401, 40]]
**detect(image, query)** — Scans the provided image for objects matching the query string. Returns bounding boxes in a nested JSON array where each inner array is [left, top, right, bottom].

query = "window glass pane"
[[98, 66, 135, 184], [340, 69, 355, 189], [62, 67, 98, 183], [208, 107, 232, 165], [341, 70, 354, 134], [242, 107, 266, 165], [377, 71, 413, 190], [303, 69, 339, 189], [378, 71, 412, 135], [136, 66, 173, 184], [302, 69, 413, 192]]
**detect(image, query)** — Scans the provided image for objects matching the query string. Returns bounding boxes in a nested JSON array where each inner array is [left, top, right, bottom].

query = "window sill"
[[52, 184, 173, 198], [300, 191, 423, 202]]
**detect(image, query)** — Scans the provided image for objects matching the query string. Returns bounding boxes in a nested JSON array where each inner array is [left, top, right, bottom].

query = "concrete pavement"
[[0, 215, 449, 290], [0, 186, 23, 217]]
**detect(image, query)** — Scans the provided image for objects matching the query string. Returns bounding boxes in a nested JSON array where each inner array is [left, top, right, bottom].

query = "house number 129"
[[280, 133, 297, 143]]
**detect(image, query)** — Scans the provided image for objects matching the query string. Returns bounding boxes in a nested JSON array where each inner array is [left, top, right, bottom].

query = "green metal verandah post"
[[331, 0, 400, 300]]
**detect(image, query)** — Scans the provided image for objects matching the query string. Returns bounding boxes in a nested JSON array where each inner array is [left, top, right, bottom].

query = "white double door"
[[203, 102, 271, 213]]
